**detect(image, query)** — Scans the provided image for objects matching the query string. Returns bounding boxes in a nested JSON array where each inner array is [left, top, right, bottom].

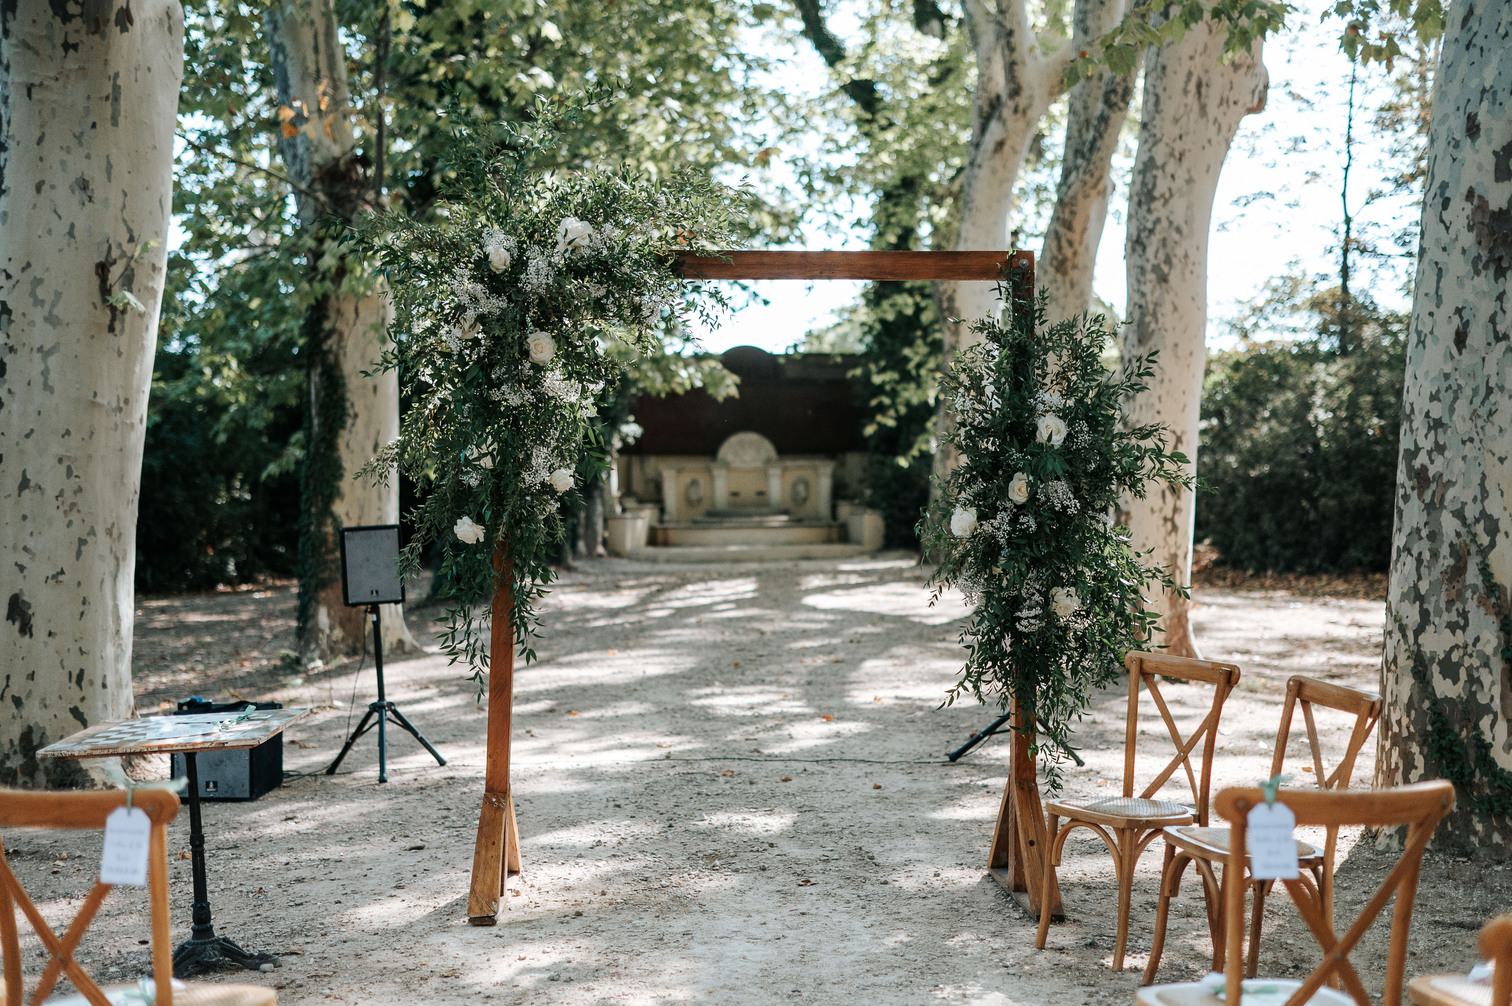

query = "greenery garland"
[[363, 97, 745, 682], [923, 298, 1192, 784]]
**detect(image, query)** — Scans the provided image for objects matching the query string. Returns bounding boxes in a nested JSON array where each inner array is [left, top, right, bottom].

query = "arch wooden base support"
[[468, 551, 520, 926], [986, 702, 1064, 922], [467, 788, 522, 924]]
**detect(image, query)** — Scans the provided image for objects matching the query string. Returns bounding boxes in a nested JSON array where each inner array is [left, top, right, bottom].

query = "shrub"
[[1196, 325, 1405, 574]]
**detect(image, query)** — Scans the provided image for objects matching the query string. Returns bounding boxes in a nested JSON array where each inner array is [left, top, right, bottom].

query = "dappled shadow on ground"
[[7, 558, 1442, 1006]]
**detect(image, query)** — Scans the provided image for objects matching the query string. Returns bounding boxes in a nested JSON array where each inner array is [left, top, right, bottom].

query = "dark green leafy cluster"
[[1197, 326, 1404, 573], [924, 299, 1192, 782], [365, 98, 746, 683]]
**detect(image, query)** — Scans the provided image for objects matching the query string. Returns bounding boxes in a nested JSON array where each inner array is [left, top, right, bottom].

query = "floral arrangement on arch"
[[924, 297, 1193, 783], [364, 100, 746, 680]]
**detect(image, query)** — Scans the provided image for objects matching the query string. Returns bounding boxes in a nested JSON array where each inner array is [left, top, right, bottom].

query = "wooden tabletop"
[[37, 709, 311, 760]]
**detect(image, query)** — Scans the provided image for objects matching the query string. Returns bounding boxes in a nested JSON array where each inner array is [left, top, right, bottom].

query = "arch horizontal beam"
[[673, 250, 1028, 282]]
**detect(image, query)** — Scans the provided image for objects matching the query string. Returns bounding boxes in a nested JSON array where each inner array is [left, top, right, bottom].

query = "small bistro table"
[[38, 708, 310, 977]]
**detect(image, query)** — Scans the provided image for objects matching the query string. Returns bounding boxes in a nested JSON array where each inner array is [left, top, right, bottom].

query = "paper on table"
[[100, 806, 151, 886], [1247, 801, 1300, 880]]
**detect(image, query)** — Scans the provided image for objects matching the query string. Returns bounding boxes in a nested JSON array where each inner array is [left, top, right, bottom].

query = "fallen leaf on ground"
[[873, 783, 882, 790], [821, 714, 834, 722], [568, 710, 580, 716], [780, 776, 792, 782], [719, 769, 735, 777]]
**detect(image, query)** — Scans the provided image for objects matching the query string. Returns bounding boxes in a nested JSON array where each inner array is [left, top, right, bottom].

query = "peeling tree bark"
[[266, 0, 416, 661], [933, 0, 1073, 485], [1120, 18, 1267, 657], [941, 0, 1072, 350], [1039, 0, 1135, 325], [1375, 0, 1512, 850], [0, 0, 185, 785]]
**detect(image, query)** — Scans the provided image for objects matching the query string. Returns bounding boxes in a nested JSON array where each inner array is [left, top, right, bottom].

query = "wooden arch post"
[[465, 248, 1052, 925]]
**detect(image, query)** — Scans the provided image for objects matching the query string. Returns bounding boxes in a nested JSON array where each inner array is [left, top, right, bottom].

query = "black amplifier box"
[[169, 698, 284, 801]]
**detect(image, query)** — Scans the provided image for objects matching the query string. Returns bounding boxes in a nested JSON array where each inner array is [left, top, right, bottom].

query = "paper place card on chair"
[[99, 806, 151, 886], [1247, 801, 1300, 880]]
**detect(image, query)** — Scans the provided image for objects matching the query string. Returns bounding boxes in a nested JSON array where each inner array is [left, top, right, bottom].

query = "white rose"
[[1008, 473, 1031, 505], [453, 516, 485, 545], [487, 244, 511, 273], [527, 331, 556, 365], [1036, 414, 1068, 446], [1051, 587, 1080, 619], [949, 506, 978, 538], [556, 216, 595, 255], [549, 468, 574, 493]]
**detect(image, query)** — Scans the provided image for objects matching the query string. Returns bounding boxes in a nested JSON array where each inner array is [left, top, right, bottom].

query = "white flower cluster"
[[523, 249, 555, 296], [448, 265, 508, 317], [483, 228, 516, 273], [1038, 479, 1080, 514], [522, 444, 558, 489], [556, 217, 595, 256]]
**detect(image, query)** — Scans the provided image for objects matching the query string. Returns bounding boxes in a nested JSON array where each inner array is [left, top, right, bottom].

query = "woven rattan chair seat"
[[1409, 976, 1496, 1006], [36, 982, 277, 1006], [1136, 978, 1355, 1006], [1164, 825, 1324, 864], [1045, 794, 1195, 828]]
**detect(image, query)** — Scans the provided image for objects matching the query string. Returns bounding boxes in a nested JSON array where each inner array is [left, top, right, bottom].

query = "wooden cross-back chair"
[[0, 787, 275, 1006], [1035, 651, 1242, 972], [1144, 675, 1384, 984], [1409, 915, 1512, 1006], [1137, 780, 1455, 1006]]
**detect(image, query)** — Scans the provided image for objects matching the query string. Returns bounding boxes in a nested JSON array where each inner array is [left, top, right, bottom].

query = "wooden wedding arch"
[[465, 248, 1061, 925]]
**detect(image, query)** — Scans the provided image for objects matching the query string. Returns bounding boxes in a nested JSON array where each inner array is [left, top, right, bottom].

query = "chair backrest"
[[1215, 780, 1455, 1006], [1482, 915, 1512, 1006], [0, 788, 180, 1006], [1122, 651, 1242, 826], [1268, 675, 1383, 792]]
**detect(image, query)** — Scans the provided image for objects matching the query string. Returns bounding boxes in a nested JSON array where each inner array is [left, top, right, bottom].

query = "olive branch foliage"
[[359, 93, 747, 686], [924, 294, 1193, 788]]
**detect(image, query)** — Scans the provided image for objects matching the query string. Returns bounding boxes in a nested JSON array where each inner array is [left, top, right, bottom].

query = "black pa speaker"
[[339, 524, 405, 607]]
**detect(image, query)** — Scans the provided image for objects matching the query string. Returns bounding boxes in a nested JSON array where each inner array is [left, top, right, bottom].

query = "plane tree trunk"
[[0, 0, 185, 785], [265, 0, 417, 662], [1119, 17, 1268, 657], [1374, 0, 1512, 851]]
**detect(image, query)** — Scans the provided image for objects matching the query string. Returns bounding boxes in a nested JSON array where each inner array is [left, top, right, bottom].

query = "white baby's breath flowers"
[[1051, 587, 1080, 619], [1008, 472, 1031, 505], [482, 228, 516, 273], [1036, 414, 1068, 446], [548, 468, 574, 493], [527, 332, 556, 365], [950, 506, 979, 538], [453, 516, 485, 544], [556, 216, 596, 256]]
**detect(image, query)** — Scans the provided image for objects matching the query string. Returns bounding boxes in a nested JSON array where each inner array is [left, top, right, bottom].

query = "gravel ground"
[[6, 555, 1507, 1004]]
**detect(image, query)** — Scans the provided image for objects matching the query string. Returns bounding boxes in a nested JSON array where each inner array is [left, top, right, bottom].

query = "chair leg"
[[1112, 828, 1136, 973], [1210, 863, 1231, 974], [1246, 879, 1271, 979], [1145, 843, 1188, 986], [1035, 812, 1060, 951]]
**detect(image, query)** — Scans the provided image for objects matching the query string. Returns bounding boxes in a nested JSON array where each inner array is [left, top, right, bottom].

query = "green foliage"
[[854, 281, 942, 548], [924, 298, 1192, 780], [1062, 0, 1296, 89], [1197, 288, 1405, 574], [365, 96, 747, 683], [137, 344, 303, 592], [154, 0, 792, 598]]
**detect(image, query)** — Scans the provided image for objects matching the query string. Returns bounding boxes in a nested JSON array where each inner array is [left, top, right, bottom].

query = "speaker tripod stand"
[[326, 603, 446, 783]]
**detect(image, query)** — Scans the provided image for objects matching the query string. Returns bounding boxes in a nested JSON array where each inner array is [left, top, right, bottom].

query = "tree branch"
[[177, 132, 329, 209], [789, 0, 881, 116]]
